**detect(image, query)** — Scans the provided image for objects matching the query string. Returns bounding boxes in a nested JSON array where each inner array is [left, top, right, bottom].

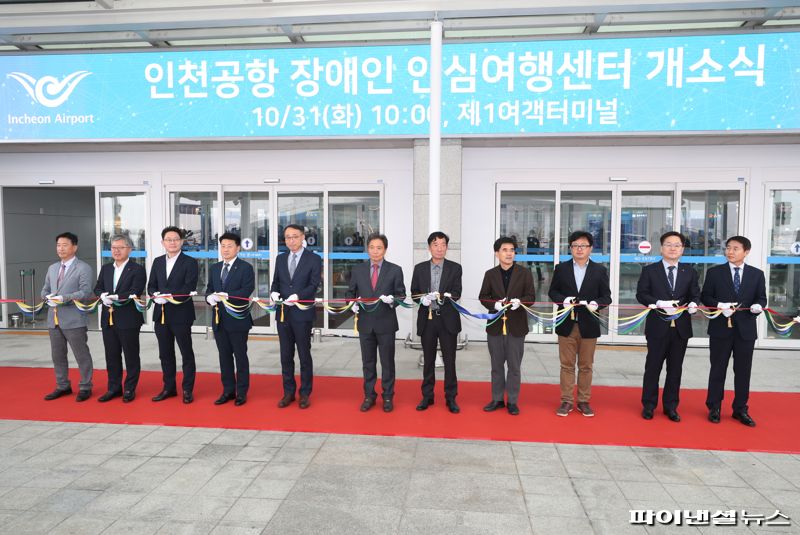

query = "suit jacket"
[[701, 263, 767, 341], [410, 258, 462, 335], [478, 264, 535, 337], [270, 248, 322, 323], [636, 261, 701, 339], [41, 257, 94, 329], [346, 260, 406, 334], [206, 258, 255, 332], [94, 260, 146, 329], [548, 259, 612, 339], [147, 252, 199, 326]]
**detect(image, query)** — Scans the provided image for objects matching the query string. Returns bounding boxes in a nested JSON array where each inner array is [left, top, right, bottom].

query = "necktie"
[[733, 267, 741, 296], [431, 264, 441, 310], [667, 266, 675, 295], [289, 254, 297, 279], [56, 263, 66, 288], [221, 263, 230, 285], [371, 264, 379, 290]]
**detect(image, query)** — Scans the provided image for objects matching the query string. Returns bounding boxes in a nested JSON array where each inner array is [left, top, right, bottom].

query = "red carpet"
[[0, 366, 797, 454]]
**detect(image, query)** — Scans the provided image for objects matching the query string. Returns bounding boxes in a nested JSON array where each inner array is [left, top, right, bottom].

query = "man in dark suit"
[[147, 226, 199, 404], [347, 233, 406, 413], [94, 234, 146, 403], [701, 235, 767, 427], [549, 230, 612, 418], [411, 231, 463, 414], [270, 224, 322, 409], [478, 236, 535, 416], [636, 231, 701, 422], [206, 232, 255, 406]]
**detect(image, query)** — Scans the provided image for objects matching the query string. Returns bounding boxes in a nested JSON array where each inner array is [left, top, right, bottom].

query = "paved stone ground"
[[0, 332, 798, 534]]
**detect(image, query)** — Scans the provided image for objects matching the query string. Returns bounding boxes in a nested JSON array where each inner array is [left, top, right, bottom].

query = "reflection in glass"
[[767, 189, 800, 339], [99, 192, 146, 268]]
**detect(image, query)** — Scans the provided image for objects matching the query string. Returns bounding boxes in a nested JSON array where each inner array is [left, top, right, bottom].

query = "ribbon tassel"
[[353, 312, 359, 334], [161, 305, 165, 325], [502, 314, 507, 336], [108, 305, 114, 326], [428, 306, 432, 320], [215, 304, 219, 324], [53, 307, 59, 326], [280, 304, 285, 322]]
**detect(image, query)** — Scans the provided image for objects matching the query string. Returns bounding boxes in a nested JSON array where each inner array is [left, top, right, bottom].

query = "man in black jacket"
[[411, 231, 463, 414], [94, 234, 146, 403], [636, 231, 701, 422], [548, 231, 611, 418], [701, 235, 767, 427]]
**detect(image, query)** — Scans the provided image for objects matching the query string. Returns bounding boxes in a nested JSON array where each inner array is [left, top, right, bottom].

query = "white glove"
[[648, 304, 657, 310], [215, 292, 228, 301], [563, 296, 576, 306], [421, 295, 432, 307], [189, 291, 198, 297], [510, 298, 521, 310], [351, 298, 360, 314], [153, 292, 168, 305], [108, 294, 119, 301], [794, 316, 800, 324], [270, 291, 281, 303], [206, 294, 219, 306], [687, 302, 698, 315], [587, 301, 599, 313], [315, 297, 323, 304], [101, 294, 114, 307], [718, 302, 734, 318], [431, 291, 440, 302], [493, 298, 506, 311], [47, 295, 63, 307], [285, 293, 299, 306], [657, 300, 677, 316], [443, 292, 452, 299], [750, 303, 763, 315], [379, 294, 394, 304]]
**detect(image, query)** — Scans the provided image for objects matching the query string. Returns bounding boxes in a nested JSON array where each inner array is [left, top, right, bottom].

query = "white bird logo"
[[6, 70, 92, 108]]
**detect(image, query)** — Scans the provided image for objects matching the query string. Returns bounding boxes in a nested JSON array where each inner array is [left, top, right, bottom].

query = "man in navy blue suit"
[[701, 235, 767, 427], [206, 232, 255, 406], [636, 231, 701, 422], [271, 224, 322, 409]]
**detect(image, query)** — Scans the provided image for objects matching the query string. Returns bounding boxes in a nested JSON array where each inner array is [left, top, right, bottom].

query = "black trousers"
[[277, 320, 313, 397], [420, 314, 458, 401], [215, 327, 250, 397], [359, 331, 396, 400], [707, 333, 754, 412], [102, 326, 141, 393], [154, 323, 196, 393], [641, 327, 688, 411]]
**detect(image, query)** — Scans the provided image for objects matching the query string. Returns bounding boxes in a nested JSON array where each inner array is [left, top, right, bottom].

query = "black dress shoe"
[[298, 396, 310, 409], [98, 391, 121, 403], [122, 391, 135, 403], [664, 409, 681, 422], [383, 399, 394, 413], [507, 403, 520, 416], [360, 398, 376, 412], [76, 390, 92, 402], [215, 392, 235, 405], [416, 398, 434, 411], [152, 390, 177, 402], [642, 407, 654, 420], [234, 396, 247, 407], [732, 411, 756, 427], [483, 400, 505, 412], [277, 394, 296, 408], [44, 387, 72, 401], [708, 408, 721, 423], [446, 399, 460, 414], [183, 391, 193, 404]]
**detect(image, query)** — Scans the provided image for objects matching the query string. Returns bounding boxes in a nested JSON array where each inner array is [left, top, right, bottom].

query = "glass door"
[[764, 187, 800, 344]]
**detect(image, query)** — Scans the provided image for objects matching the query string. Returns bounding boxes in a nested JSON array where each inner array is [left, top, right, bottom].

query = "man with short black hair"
[[701, 235, 767, 427]]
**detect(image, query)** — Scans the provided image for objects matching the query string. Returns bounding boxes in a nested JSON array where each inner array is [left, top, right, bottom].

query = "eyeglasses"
[[284, 234, 303, 240], [163, 238, 182, 243], [662, 243, 684, 249], [570, 244, 591, 250], [110, 246, 131, 251]]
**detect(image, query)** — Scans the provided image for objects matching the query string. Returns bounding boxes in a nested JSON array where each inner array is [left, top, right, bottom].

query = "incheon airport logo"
[[7, 70, 92, 108]]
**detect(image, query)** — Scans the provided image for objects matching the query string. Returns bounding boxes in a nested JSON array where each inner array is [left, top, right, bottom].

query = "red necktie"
[[371, 264, 379, 290]]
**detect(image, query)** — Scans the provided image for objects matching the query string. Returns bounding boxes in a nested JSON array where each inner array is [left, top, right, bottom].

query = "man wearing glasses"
[[94, 234, 147, 403], [636, 231, 700, 422], [549, 231, 611, 417]]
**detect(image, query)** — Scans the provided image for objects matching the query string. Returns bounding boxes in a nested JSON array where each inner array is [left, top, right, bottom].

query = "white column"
[[428, 19, 443, 234]]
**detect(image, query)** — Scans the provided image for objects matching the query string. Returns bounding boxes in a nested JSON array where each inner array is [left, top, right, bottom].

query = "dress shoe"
[[277, 394, 296, 408], [215, 392, 235, 405], [152, 390, 177, 402], [122, 390, 135, 403], [98, 391, 121, 403], [234, 396, 247, 407], [360, 397, 376, 412], [507, 403, 520, 416], [298, 396, 310, 409], [556, 401, 573, 417], [576, 402, 595, 417], [446, 399, 460, 414], [182, 391, 193, 404], [708, 408, 721, 423], [483, 400, 505, 412], [416, 398, 434, 411], [75, 390, 92, 402], [641, 407, 654, 420], [44, 387, 72, 401], [732, 411, 756, 427], [383, 399, 394, 413], [664, 409, 681, 422]]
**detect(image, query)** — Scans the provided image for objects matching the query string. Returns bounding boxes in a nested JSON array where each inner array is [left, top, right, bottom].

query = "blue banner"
[[2, 32, 799, 141]]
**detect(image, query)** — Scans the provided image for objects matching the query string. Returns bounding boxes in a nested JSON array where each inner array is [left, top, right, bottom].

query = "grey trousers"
[[49, 326, 93, 391], [487, 334, 525, 404]]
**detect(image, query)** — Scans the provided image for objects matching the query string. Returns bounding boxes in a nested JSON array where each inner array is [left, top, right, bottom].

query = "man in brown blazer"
[[479, 236, 536, 415]]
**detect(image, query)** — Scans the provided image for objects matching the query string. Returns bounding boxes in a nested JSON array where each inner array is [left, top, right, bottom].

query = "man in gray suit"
[[41, 232, 95, 402]]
